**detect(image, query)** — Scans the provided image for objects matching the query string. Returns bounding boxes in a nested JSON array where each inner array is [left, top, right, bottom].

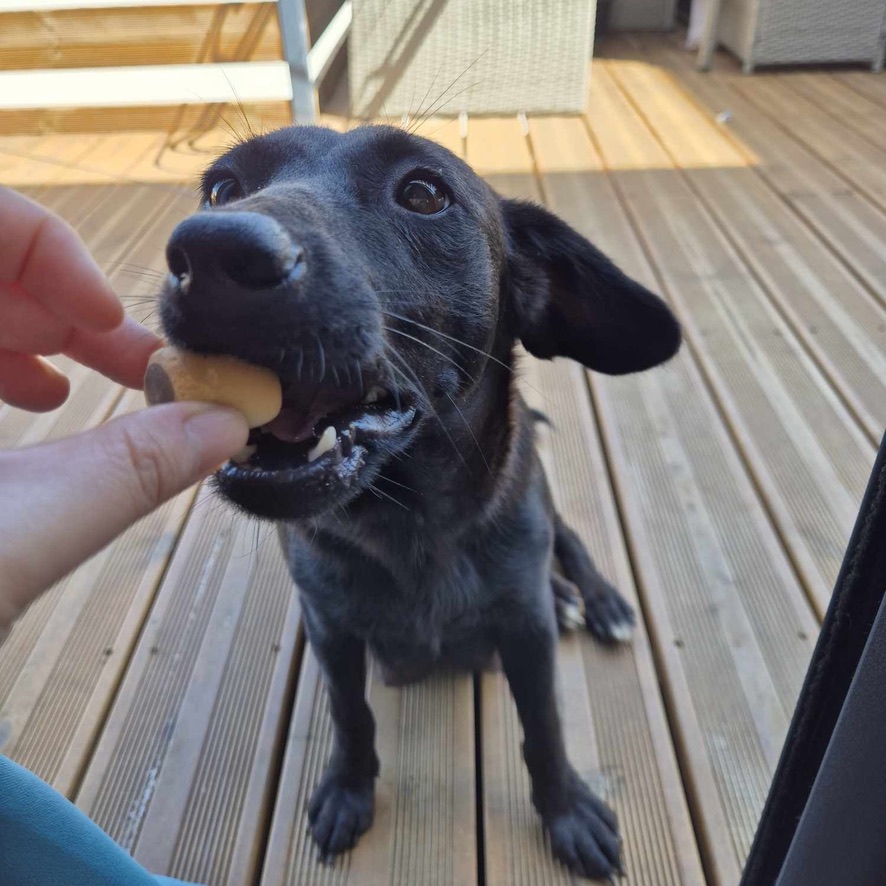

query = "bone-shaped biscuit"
[[144, 347, 282, 429]]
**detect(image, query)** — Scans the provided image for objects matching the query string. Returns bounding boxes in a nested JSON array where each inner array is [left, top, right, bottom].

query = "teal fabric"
[[0, 755, 205, 886]]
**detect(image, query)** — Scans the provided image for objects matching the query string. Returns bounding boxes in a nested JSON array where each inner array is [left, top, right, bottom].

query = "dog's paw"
[[308, 772, 375, 859], [582, 579, 635, 645], [557, 598, 586, 633], [552, 576, 585, 633], [544, 781, 623, 881]]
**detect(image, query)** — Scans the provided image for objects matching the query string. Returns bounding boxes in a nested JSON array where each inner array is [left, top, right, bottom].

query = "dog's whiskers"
[[386, 348, 468, 470], [376, 474, 421, 495], [410, 61, 446, 135], [238, 519, 276, 559], [408, 79, 482, 133], [340, 503, 352, 523], [368, 483, 410, 511], [117, 296, 161, 308], [381, 309, 513, 375], [445, 391, 492, 475], [384, 327, 476, 385], [377, 304, 543, 400], [405, 50, 489, 134], [102, 261, 166, 280], [315, 335, 327, 383]]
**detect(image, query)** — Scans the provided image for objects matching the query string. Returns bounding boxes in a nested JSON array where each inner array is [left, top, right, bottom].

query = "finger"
[[0, 186, 123, 333], [0, 402, 248, 631], [0, 351, 70, 412], [0, 283, 69, 354], [64, 316, 163, 389]]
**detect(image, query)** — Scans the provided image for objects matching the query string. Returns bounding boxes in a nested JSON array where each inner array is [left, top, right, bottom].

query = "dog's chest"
[[368, 551, 487, 641], [318, 544, 496, 681]]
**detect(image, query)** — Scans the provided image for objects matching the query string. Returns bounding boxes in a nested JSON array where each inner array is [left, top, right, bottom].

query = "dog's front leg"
[[498, 615, 623, 880], [307, 628, 379, 858]]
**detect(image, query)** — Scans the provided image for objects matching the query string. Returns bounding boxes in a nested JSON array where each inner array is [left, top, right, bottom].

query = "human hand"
[[0, 187, 248, 635], [0, 185, 164, 410]]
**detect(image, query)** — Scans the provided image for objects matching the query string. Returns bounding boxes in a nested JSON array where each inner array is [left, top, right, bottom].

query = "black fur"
[[157, 124, 681, 880]]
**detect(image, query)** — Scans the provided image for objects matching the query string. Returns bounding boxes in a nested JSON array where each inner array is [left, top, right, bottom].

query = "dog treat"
[[144, 347, 282, 428]]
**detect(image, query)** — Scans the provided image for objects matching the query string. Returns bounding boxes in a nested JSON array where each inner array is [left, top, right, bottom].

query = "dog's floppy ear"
[[503, 199, 681, 374]]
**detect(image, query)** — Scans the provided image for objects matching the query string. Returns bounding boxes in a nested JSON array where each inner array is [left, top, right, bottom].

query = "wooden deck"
[[2, 32, 885, 885]]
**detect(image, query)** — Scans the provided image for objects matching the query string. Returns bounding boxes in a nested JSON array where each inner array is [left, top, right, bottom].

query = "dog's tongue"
[[262, 382, 357, 443], [262, 407, 321, 443]]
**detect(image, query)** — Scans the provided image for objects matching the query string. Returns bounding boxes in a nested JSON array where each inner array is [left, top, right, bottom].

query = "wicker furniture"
[[609, 0, 676, 31], [348, 0, 596, 118], [700, 0, 886, 73]]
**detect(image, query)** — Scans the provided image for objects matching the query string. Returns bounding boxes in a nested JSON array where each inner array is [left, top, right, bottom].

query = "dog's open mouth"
[[217, 372, 417, 486]]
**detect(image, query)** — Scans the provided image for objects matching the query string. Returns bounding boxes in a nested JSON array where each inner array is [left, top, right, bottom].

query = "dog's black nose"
[[166, 211, 303, 292]]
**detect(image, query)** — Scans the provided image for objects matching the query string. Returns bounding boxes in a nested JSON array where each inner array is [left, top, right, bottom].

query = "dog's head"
[[158, 125, 680, 520]]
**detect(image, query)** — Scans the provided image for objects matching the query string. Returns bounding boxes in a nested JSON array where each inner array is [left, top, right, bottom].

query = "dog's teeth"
[[363, 386, 387, 404], [307, 426, 337, 462], [231, 443, 257, 464]]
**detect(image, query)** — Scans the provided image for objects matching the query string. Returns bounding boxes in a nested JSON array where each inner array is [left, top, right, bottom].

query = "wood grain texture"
[[0, 4, 281, 71], [530, 114, 819, 884], [472, 117, 705, 886], [634, 33, 886, 311], [76, 497, 301, 886], [606, 58, 886, 444], [586, 62, 874, 617]]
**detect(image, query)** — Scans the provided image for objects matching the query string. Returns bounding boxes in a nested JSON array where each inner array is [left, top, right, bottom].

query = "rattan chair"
[[701, 0, 886, 73], [348, 0, 596, 118]]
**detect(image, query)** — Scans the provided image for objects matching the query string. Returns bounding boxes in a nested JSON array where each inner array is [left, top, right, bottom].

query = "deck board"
[[604, 58, 886, 443], [832, 71, 886, 109], [530, 115, 820, 884], [2, 34, 884, 885], [780, 74, 886, 151], [75, 496, 301, 885], [726, 73, 886, 215], [585, 62, 875, 616], [262, 655, 477, 886], [0, 132, 106, 186], [468, 117, 704, 886], [632, 34, 886, 311]]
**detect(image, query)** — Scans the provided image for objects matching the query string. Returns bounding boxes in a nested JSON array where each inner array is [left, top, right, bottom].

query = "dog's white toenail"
[[610, 623, 634, 643]]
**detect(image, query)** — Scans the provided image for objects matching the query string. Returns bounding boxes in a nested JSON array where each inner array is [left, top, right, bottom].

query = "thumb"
[[0, 402, 248, 633]]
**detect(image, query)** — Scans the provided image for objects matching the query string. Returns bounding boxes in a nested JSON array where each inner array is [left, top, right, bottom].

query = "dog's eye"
[[398, 179, 449, 215], [207, 178, 243, 207]]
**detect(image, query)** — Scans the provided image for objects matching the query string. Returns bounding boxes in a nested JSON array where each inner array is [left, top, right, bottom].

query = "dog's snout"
[[166, 211, 303, 293]]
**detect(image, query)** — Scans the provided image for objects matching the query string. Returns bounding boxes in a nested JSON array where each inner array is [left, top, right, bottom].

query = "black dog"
[[157, 124, 680, 880]]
